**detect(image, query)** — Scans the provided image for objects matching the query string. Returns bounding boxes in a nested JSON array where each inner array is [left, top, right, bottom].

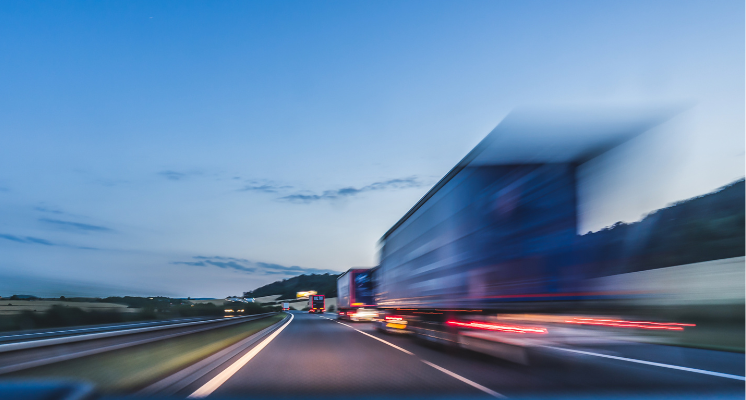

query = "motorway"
[[180, 311, 745, 399]]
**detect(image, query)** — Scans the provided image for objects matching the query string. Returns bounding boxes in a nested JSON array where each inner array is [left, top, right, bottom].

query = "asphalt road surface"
[[182, 311, 744, 399]]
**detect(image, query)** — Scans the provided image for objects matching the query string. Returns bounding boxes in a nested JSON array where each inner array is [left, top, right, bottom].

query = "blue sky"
[[0, 1, 743, 297]]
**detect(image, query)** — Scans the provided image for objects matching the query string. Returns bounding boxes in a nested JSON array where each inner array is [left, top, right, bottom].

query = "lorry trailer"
[[337, 268, 378, 321], [371, 108, 723, 363]]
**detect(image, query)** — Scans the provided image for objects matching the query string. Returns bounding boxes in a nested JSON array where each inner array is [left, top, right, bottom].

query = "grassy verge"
[[6, 313, 285, 393]]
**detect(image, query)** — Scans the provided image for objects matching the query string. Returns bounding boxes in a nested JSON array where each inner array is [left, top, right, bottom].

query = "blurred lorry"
[[308, 295, 325, 313], [337, 268, 378, 321], [373, 108, 743, 363], [282, 302, 290, 311]]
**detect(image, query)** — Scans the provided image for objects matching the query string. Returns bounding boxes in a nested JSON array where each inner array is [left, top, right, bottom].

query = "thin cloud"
[[172, 256, 337, 276], [34, 206, 66, 215], [93, 178, 129, 187], [158, 170, 202, 181], [0, 234, 54, 246], [40, 218, 113, 233], [238, 184, 293, 193], [237, 179, 293, 193], [159, 170, 187, 181], [280, 176, 425, 203], [0, 233, 97, 250]]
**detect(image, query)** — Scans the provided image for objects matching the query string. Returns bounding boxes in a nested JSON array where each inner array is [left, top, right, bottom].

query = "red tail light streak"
[[446, 320, 548, 334], [565, 318, 696, 331]]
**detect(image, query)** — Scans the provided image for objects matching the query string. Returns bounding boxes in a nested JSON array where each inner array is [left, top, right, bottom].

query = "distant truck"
[[282, 302, 290, 311], [308, 295, 325, 313], [337, 268, 378, 321]]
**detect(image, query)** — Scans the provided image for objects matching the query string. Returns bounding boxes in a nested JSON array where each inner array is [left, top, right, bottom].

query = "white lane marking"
[[320, 316, 414, 355], [319, 316, 505, 398], [546, 346, 746, 381], [421, 360, 506, 398], [188, 313, 294, 398]]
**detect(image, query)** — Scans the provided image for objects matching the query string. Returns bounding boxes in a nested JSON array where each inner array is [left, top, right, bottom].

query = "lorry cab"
[[308, 295, 325, 313]]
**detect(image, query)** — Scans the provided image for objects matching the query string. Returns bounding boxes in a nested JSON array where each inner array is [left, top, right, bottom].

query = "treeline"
[[0, 296, 191, 309], [99, 296, 190, 309], [578, 178, 745, 277], [244, 273, 340, 300]]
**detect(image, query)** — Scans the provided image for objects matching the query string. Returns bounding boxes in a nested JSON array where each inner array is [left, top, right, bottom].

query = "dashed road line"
[[421, 360, 507, 398], [319, 315, 506, 398], [321, 316, 414, 355]]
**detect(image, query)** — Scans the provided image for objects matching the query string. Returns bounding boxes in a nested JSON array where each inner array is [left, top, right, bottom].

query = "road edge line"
[[138, 313, 289, 396], [187, 312, 295, 398]]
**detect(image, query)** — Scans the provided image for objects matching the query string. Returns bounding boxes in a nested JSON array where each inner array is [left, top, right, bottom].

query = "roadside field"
[[5, 313, 285, 393], [190, 299, 226, 306], [0, 300, 135, 315]]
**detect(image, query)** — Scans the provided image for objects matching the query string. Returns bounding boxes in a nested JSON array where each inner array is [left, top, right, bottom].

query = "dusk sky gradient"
[[0, 1, 743, 297]]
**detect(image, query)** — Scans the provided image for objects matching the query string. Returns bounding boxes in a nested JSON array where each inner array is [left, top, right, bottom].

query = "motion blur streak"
[[565, 318, 696, 330], [187, 313, 294, 398], [447, 320, 548, 334]]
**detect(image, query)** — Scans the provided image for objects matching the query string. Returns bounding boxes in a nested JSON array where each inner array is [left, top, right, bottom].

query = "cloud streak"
[[172, 256, 338, 276], [238, 183, 293, 193], [40, 218, 113, 233], [280, 176, 425, 203], [0, 234, 54, 246], [0, 233, 97, 250], [158, 170, 202, 181], [34, 206, 66, 215]]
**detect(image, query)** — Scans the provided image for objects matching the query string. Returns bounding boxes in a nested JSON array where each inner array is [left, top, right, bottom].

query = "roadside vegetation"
[[7, 313, 286, 393], [578, 179, 744, 274], [0, 296, 280, 332]]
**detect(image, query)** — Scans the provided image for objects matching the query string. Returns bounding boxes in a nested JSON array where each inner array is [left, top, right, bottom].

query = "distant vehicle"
[[296, 290, 317, 299], [225, 296, 251, 303], [375, 314, 410, 334], [337, 268, 377, 321], [308, 295, 325, 313], [282, 302, 290, 311], [344, 307, 378, 322]]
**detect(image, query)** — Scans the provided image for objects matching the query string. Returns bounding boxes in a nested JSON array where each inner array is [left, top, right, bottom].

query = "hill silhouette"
[[577, 178, 745, 277], [244, 273, 340, 300]]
